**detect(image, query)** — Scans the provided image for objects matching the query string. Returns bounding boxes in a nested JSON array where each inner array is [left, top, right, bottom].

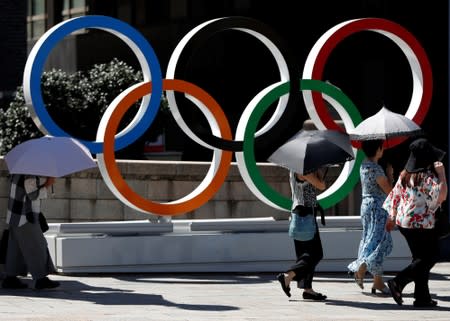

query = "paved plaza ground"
[[0, 263, 449, 321]]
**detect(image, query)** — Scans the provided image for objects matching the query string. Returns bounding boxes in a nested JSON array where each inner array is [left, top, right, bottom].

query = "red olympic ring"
[[303, 18, 432, 148]]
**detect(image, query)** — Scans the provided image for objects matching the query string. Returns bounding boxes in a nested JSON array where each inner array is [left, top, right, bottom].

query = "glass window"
[[27, 0, 47, 40], [63, 0, 70, 11], [72, 0, 85, 8], [62, 0, 87, 21], [32, 20, 46, 38], [34, 0, 45, 14]]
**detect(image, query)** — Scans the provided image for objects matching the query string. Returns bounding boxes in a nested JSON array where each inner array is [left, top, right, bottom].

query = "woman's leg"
[[372, 274, 387, 290], [4, 226, 28, 278], [279, 251, 313, 294], [291, 227, 323, 288], [355, 263, 367, 282], [407, 229, 439, 302], [12, 222, 55, 280], [293, 239, 307, 287], [302, 230, 323, 290], [394, 227, 438, 302], [391, 227, 415, 291]]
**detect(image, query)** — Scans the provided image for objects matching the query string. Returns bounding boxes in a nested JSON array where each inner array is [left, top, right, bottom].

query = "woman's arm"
[[434, 161, 447, 204], [383, 174, 402, 232], [377, 176, 392, 195], [376, 163, 393, 195], [298, 172, 326, 191], [24, 176, 54, 201]]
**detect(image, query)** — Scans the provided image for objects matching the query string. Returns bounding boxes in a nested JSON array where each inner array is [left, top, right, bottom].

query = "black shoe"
[[387, 279, 403, 306], [2, 276, 27, 289], [303, 291, 327, 301], [35, 277, 60, 290], [413, 299, 438, 308], [276, 273, 291, 297]]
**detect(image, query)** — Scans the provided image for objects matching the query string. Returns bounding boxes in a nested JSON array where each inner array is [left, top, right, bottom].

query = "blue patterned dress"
[[347, 161, 393, 275]]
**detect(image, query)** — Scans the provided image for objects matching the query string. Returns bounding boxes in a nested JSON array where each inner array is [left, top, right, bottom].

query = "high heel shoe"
[[371, 286, 390, 295]]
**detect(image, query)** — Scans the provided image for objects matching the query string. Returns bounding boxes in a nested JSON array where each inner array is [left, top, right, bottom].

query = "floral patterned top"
[[382, 170, 441, 229]]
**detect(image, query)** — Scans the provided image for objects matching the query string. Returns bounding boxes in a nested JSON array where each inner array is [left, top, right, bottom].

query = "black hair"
[[361, 140, 383, 157]]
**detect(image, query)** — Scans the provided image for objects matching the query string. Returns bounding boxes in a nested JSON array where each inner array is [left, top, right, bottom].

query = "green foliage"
[[0, 58, 169, 158], [0, 87, 41, 154]]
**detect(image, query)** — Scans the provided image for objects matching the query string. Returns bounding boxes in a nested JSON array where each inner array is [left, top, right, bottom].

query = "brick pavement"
[[0, 263, 449, 321]]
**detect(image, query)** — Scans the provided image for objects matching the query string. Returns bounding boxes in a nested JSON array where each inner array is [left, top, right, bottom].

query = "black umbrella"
[[268, 129, 354, 174]]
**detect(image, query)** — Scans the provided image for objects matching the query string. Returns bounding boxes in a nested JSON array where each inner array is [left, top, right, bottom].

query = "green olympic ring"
[[236, 79, 364, 210]]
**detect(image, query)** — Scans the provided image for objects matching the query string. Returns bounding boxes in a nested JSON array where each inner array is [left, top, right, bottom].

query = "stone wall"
[[0, 157, 361, 231]]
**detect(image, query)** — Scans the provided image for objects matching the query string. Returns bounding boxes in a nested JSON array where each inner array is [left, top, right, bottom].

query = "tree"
[[0, 58, 169, 158]]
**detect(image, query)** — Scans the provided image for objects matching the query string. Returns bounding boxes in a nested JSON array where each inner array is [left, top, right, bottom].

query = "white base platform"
[[45, 217, 411, 274]]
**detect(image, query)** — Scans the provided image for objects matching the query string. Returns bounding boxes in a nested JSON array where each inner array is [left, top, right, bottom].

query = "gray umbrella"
[[268, 129, 354, 174]]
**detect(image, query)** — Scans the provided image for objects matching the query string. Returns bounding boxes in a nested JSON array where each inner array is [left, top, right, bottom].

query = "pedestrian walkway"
[[0, 263, 449, 321]]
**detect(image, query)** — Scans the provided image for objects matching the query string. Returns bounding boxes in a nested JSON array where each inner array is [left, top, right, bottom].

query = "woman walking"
[[384, 138, 447, 308], [348, 140, 393, 294], [2, 174, 60, 290], [276, 169, 327, 301]]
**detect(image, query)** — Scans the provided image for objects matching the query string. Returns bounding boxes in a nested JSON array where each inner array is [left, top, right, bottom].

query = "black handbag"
[[39, 212, 49, 233], [0, 229, 9, 263]]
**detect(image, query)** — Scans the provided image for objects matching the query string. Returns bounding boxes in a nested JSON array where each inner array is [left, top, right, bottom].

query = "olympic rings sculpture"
[[23, 15, 432, 216]]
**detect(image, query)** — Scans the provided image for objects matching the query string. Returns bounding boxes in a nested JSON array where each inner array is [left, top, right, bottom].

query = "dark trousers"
[[5, 221, 55, 280], [394, 227, 439, 301], [287, 227, 323, 289]]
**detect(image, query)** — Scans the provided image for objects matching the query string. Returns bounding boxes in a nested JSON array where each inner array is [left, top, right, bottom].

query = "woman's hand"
[[385, 218, 396, 232], [44, 177, 55, 188], [434, 161, 446, 180]]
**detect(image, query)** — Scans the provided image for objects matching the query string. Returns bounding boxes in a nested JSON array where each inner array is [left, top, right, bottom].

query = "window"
[[27, 0, 47, 40], [62, 0, 88, 20]]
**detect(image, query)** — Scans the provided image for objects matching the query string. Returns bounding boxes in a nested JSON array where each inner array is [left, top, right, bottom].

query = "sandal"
[[353, 272, 364, 290], [387, 279, 403, 305], [277, 273, 291, 298], [371, 286, 390, 295]]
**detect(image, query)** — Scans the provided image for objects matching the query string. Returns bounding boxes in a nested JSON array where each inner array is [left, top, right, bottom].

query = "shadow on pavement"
[[111, 273, 272, 285], [0, 280, 239, 311], [324, 298, 450, 311]]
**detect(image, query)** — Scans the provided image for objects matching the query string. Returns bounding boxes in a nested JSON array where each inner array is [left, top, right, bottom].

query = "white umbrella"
[[349, 106, 422, 140], [268, 129, 354, 174], [5, 136, 97, 177]]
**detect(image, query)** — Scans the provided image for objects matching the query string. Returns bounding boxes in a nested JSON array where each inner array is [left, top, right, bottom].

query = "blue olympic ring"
[[24, 15, 163, 154]]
